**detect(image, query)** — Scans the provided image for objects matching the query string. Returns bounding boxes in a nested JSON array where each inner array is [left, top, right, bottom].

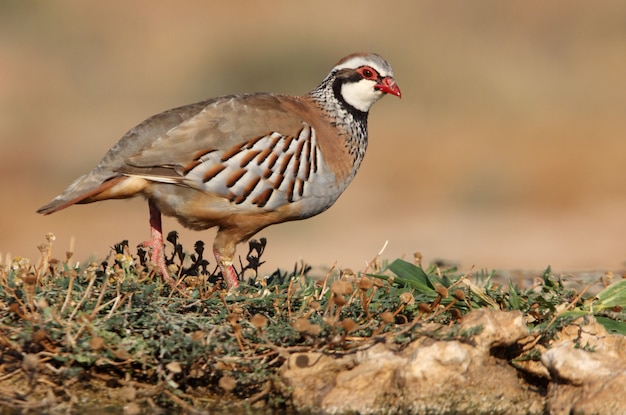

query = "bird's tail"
[[37, 174, 124, 215]]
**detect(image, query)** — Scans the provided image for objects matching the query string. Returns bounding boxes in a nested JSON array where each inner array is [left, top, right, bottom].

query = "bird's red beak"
[[375, 77, 402, 98]]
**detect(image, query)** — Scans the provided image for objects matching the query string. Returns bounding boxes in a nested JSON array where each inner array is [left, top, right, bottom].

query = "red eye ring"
[[358, 66, 378, 80]]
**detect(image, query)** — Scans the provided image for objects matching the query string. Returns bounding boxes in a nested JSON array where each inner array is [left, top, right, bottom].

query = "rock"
[[280, 309, 541, 414], [280, 310, 626, 414], [460, 308, 529, 350], [541, 316, 626, 415]]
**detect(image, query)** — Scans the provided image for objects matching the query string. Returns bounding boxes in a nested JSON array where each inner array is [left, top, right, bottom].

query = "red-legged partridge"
[[38, 52, 401, 288]]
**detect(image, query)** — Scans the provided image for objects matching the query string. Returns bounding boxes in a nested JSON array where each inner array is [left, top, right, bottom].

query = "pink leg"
[[143, 200, 177, 286], [213, 249, 239, 289]]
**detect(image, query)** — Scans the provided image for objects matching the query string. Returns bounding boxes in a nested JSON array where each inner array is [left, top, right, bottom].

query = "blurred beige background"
[[2, 1, 626, 275]]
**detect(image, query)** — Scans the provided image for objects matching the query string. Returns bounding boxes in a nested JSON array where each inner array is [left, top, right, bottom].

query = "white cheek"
[[340, 81, 383, 112]]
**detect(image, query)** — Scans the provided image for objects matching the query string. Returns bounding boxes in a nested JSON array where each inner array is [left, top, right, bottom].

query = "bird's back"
[[37, 93, 351, 221]]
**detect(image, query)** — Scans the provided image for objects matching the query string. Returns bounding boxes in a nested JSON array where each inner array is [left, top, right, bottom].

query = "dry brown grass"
[[1, 229, 624, 413]]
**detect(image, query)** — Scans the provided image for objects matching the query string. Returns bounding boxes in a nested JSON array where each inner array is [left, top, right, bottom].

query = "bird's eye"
[[358, 67, 377, 80]]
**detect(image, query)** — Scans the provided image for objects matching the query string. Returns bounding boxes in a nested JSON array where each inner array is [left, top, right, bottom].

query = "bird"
[[37, 52, 401, 289]]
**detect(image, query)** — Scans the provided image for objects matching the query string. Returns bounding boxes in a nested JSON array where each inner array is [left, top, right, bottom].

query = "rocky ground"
[[2, 308, 625, 414], [1, 245, 625, 415], [282, 309, 626, 415]]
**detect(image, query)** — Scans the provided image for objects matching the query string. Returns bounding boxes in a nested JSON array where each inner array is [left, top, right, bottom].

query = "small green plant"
[[1, 236, 625, 412]]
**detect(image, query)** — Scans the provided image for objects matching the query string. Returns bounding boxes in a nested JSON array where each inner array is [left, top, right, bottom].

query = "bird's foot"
[[144, 199, 183, 289], [213, 250, 239, 289], [140, 237, 180, 288]]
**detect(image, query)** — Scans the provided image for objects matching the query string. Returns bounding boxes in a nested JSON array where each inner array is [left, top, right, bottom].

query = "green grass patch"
[[1, 233, 625, 412]]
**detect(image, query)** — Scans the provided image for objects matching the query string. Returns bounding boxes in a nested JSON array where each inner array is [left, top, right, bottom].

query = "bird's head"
[[329, 53, 401, 113]]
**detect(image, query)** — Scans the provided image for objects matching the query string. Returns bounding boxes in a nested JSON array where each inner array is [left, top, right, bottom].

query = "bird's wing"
[[120, 94, 304, 171], [119, 94, 332, 210]]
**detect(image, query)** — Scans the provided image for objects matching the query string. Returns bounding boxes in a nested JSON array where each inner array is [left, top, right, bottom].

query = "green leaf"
[[595, 316, 626, 335], [541, 266, 554, 287], [593, 279, 626, 312], [508, 280, 521, 310], [386, 259, 437, 294], [74, 353, 95, 364]]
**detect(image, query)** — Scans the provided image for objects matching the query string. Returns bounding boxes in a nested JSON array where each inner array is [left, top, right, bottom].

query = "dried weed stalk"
[[0, 235, 624, 413]]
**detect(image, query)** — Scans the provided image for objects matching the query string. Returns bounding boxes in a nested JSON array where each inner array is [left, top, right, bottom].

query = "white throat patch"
[[340, 80, 384, 112]]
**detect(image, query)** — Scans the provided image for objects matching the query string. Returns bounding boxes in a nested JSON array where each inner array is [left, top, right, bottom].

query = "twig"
[[0, 369, 21, 382], [68, 272, 98, 322], [105, 292, 132, 321], [317, 262, 336, 301], [246, 380, 272, 404], [286, 277, 295, 320], [163, 388, 200, 414], [363, 240, 389, 274], [89, 274, 110, 319], [523, 283, 592, 351], [60, 272, 77, 315]]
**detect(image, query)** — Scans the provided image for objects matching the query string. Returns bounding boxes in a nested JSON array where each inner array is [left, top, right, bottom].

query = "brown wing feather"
[[120, 94, 308, 176], [37, 93, 315, 214]]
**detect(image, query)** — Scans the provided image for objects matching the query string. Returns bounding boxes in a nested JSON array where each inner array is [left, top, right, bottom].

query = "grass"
[[1, 232, 625, 413]]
